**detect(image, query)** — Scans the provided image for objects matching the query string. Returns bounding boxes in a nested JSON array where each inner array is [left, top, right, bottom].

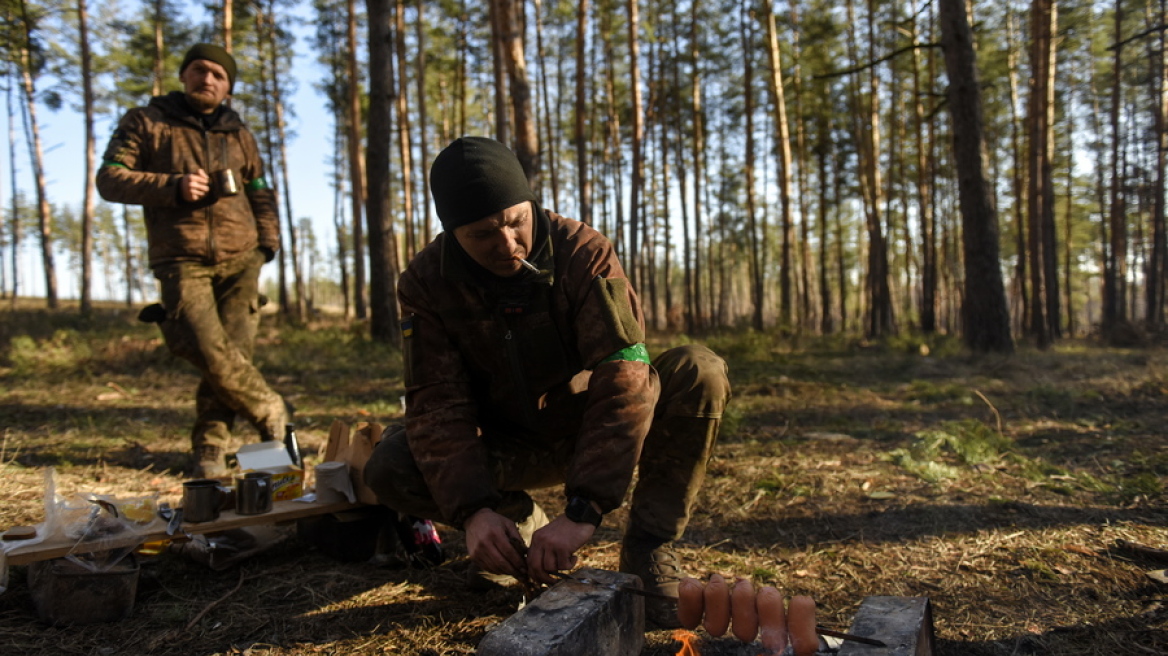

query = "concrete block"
[[477, 567, 645, 656], [838, 596, 934, 656]]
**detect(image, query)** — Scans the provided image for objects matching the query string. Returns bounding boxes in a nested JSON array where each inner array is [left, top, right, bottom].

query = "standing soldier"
[[364, 136, 730, 628], [97, 44, 288, 478]]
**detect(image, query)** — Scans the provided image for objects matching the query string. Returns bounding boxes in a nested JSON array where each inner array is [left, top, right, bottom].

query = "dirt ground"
[[0, 305, 1166, 655]]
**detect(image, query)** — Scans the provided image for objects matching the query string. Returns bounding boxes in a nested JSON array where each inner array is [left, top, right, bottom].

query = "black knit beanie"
[[430, 137, 536, 232], [180, 44, 237, 92]]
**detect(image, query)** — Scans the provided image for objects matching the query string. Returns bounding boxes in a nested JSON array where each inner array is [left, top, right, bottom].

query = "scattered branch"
[[813, 43, 942, 80], [185, 568, 248, 631], [972, 389, 1003, 436]]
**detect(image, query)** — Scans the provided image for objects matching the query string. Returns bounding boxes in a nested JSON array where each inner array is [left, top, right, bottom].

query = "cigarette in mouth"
[[517, 258, 539, 273]]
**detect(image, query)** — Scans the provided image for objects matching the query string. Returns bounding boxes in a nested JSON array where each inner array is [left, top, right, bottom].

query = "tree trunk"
[[415, 0, 432, 245], [763, 0, 794, 333], [488, 0, 509, 144], [626, 0, 644, 292], [1148, 2, 1167, 329], [347, 0, 367, 318], [263, 1, 306, 322], [16, 5, 57, 308], [1104, 0, 1126, 331], [690, 0, 705, 331], [152, 0, 164, 95], [574, 0, 592, 224], [394, 0, 416, 261], [1006, 6, 1028, 334], [741, 4, 763, 331], [366, 0, 400, 344], [535, 0, 559, 209], [817, 103, 833, 334], [790, 1, 812, 334], [938, 0, 1014, 353], [914, 4, 937, 333], [78, 0, 96, 315], [1041, 0, 1060, 338], [222, 0, 233, 51], [6, 76, 19, 303]]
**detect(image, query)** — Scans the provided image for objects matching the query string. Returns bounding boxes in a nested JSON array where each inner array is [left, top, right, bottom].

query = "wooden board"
[[4, 499, 362, 566]]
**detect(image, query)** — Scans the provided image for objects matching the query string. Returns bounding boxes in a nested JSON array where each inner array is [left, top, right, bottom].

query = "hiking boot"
[[620, 533, 683, 629], [466, 502, 549, 590], [192, 446, 228, 479]]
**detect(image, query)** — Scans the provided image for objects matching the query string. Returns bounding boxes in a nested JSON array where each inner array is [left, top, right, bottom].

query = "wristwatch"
[[564, 496, 603, 527]]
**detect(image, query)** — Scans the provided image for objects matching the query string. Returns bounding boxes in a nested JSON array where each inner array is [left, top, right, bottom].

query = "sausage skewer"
[[702, 573, 731, 637], [731, 577, 759, 642]]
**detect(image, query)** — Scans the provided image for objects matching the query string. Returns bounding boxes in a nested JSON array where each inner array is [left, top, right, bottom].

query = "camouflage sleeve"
[[567, 359, 658, 512], [95, 108, 183, 207], [398, 264, 502, 527], [560, 222, 657, 512], [240, 129, 280, 255], [565, 233, 648, 368]]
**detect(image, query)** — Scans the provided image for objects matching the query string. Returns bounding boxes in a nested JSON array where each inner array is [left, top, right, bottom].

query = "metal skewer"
[[548, 572, 885, 647]]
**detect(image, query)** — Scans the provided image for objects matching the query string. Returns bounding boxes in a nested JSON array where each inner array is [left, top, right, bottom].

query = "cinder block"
[[477, 567, 645, 656], [838, 596, 934, 656]]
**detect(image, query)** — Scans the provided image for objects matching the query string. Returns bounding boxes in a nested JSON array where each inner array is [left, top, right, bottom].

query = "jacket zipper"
[[203, 129, 216, 262], [501, 319, 539, 430]]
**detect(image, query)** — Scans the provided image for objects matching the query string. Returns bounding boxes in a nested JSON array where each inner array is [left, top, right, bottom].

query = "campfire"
[[672, 630, 701, 656]]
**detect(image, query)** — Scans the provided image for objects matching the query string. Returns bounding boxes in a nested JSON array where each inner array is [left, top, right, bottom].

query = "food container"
[[235, 441, 304, 501]]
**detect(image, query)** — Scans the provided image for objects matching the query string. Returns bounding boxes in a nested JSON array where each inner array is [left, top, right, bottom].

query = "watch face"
[[567, 497, 601, 527]]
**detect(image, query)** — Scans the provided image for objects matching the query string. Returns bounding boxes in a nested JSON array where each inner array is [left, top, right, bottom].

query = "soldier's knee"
[[363, 425, 428, 510], [654, 344, 730, 416]]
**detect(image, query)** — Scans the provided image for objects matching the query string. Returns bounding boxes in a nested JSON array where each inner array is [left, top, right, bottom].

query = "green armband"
[[100, 161, 129, 169], [600, 343, 651, 365], [246, 176, 272, 192]]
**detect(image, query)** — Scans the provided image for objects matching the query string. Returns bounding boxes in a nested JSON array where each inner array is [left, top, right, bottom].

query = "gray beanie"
[[429, 137, 536, 231]]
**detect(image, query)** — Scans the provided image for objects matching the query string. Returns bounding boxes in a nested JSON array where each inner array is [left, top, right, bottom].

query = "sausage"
[[756, 586, 788, 655], [730, 577, 759, 642], [676, 576, 705, 630], [787, 595, 818, 656], [702, 573, 731, 637]]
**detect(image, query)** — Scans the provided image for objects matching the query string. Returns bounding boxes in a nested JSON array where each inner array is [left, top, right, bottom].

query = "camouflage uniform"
[[365, 210, 730, 546], [96, 91, 286, 466]]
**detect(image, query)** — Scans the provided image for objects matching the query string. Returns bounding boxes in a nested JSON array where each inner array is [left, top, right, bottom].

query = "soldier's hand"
[[180, 169, 211, 202], [526, 515, 594, 585], [464, 508, 528, 579]]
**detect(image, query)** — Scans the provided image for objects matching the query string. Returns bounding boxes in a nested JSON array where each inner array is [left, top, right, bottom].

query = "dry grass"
[[0, 303, 1166, 655]]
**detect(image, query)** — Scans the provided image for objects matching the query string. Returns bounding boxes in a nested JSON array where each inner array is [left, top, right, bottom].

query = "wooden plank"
[[837, 596, 934, 656], [5, 499, 362, 566]]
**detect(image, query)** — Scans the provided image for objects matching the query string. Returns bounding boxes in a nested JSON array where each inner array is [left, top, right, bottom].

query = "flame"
[[672, 629, 701, 656]]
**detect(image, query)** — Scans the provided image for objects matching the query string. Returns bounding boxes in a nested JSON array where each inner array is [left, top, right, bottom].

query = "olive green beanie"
[[429, 137, 536, 232], [180, 43, 237, 92]]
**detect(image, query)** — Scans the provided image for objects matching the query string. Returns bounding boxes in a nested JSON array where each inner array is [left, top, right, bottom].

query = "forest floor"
[[0, 301, 1166, 655]]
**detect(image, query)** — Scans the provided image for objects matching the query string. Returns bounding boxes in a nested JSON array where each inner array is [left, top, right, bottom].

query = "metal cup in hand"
[[214, 169, 239, 196]]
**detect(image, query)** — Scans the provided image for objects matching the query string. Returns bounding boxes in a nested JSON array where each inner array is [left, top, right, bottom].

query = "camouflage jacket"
[[96, 91, 279, 268], [399, 211, 659, 527]]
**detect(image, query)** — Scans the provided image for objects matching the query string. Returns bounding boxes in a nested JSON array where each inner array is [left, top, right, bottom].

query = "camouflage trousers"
[[153, 249, 286, 454], [365, 344, 730, 541]]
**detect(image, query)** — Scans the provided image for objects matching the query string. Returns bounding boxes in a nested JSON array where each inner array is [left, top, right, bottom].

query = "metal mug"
[[214, 168, 239, 196], [235, 471, 273, 515], [183, 479, 229, 523]]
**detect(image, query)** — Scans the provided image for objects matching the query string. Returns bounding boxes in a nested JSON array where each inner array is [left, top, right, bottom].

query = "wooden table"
[[4, 499, 362, 566]]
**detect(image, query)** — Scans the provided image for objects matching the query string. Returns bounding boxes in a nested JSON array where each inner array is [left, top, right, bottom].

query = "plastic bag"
[[41, 468, 164, 573]]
